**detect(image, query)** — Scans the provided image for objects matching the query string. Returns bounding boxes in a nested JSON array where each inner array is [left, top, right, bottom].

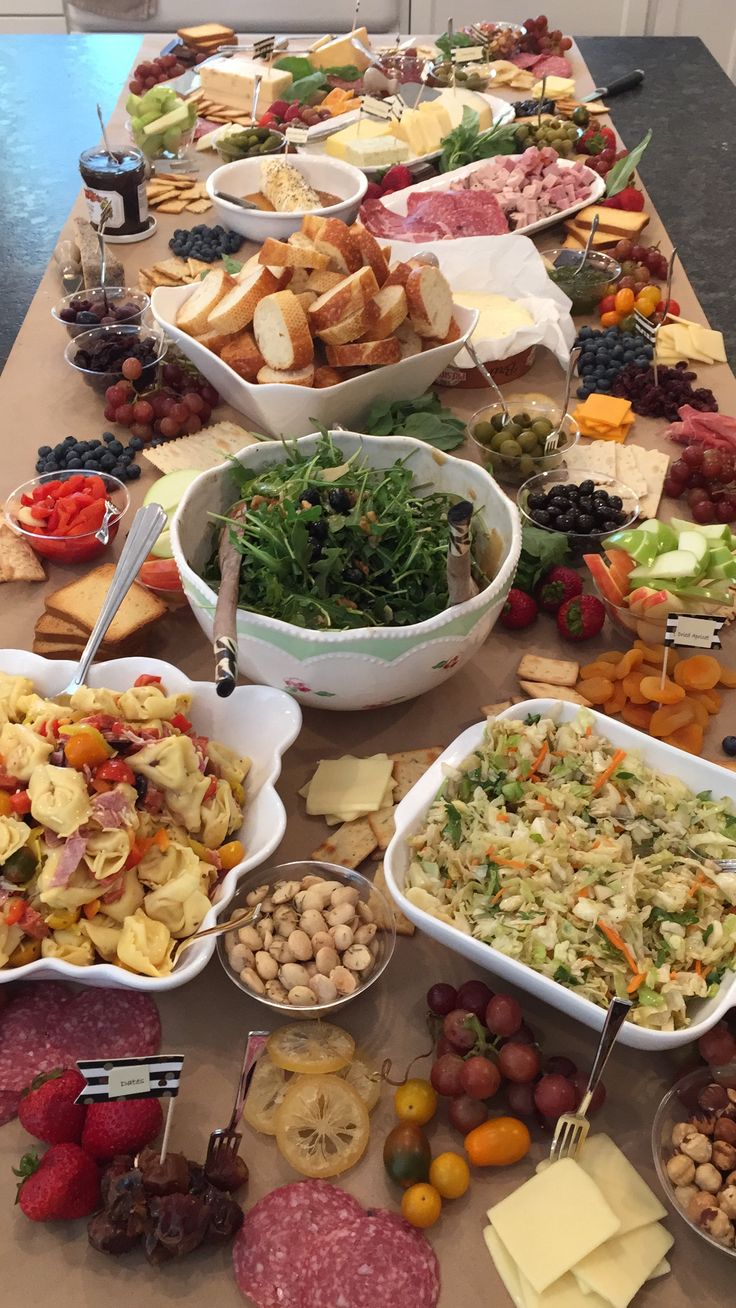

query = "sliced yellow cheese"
[[453, 292, 533, 341], [519, 1268, 609, 1308], [575, 394, 632, 426], [395, 103, 452, 155], [694, 327, 726, 362], [483, 1228, 525, 1308], [538, 1136, 667, 1236], [325, 777, 395, 825], [532, 75, 575, 99], [571, 1221, 674, 1308], [305, 754, 394, 818], [487, 1158, 620, 1294], [325, 119, 403, 164]]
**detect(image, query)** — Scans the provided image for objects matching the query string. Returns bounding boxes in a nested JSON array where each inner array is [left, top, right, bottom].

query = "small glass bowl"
[[217, 860, 397, 1017], [126, 115, 196, 163], [652, 1062, 736, 1259], [542, 249, 622, 314], [64, 323, 167, 394], [518, 467, 639, 558], [588, 574, 728, 644], [427, 59, 494, 92], [468, 396, 579, 487], [4, 470, 129, 563], [215, 127, 286, 163], [51, 286, 150, 339]]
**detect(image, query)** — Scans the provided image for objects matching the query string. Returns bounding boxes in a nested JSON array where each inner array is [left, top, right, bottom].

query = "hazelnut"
[[712, 1141, 736, 1172], [715, 1114, 736, 1143], [671, 1121, 692, 1148], [254, 950, 278, 981], [332, 924, 354, 952], [698, 1083, 729, 1113], [689, 1113, 716, 1137], [309, 974, 338, 1004], [287, 929, 313, 961], [680, 1131, 712, 1164], [726, 1171, 736, 1188], [694, 1163, 723, 1194], [239, 966, 265, 995], [674, 1184, 699, 1210], [718, 1185, 736, 1220], [287, 986, 315, 1007], [699, 1207, 735, 1247], [688, 1190, 716, 1223], [666, 1154, 696, 1186]]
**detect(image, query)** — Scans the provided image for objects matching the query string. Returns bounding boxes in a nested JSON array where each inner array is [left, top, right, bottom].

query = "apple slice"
[[583, 553, 624, 606]]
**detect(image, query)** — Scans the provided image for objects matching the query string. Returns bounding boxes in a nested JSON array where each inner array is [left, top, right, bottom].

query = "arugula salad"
[[405, 712, 736, 1029]]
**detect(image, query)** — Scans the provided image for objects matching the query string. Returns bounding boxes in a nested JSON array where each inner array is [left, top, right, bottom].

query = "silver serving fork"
[[549, 996, 631, 1163], [205, 1031, 269, 1175]]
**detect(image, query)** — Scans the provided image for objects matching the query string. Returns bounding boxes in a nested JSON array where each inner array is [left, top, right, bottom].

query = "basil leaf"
[[324, 63, 362, 80], [605, 128, 652, 197], [274, 55, 313, 80], [513, 525, 570, 594], [282, 71, 328, 103]]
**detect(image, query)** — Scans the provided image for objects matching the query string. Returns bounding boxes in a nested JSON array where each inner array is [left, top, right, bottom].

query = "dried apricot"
[[622, 673, 649, 705], [577, 676, 615, 705], [639, 675, 686, 705], [664, 722, 704, 755], [718, 665, 736, 688], [674, 655, 721, 691], [650, 702, 695, 738], [581, 660, 618, 680], [603, 681, 627, 715], [613, 649, 644, 680], [621, 703, 654, 731], [690, 686, 722, 714], [598, 651, 624, 665], [633, 643, 679, 667], [688, 698, 709, 729]]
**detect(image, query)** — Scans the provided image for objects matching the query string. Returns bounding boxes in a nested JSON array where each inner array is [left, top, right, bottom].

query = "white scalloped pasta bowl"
[[384, 698, 736, 1051], [0, 652, 301, 991]]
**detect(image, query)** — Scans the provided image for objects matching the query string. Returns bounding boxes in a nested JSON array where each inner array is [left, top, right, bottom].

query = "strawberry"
[[364, 181, 384, 201], [380, 164, 413, 193], [14, 1144, 100, 1222], [80, 1098, 163, 1162], [535, 566, 582, 614], [556, 594, 605, 642], [602, 186, 644, 213], [500, 588, 538, 630], [579, 125, 615, 156], [18, 1069, 87, 1146]]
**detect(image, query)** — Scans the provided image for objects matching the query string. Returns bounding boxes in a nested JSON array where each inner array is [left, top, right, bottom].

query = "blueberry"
[[35, 459, 45, 472], [38, 445, 52, 457], [103, 432, 115, 443], [111, 464, 126, 478], [151, 437, 163, 447], [127, 464, 141, 480], [128, 437, 143, 451], [66, 455, 82, 468], [723, 736, 736, 757], [635, 356, 649, 368], [109, 440, 124, 455], [64, 435, 76, 446]]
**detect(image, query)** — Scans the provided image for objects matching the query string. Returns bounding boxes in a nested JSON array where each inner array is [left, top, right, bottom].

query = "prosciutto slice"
[[50, 834, 87, 888], [91, 788, 133, 830]]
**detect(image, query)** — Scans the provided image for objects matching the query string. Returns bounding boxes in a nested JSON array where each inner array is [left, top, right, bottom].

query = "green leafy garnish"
[[697, 790, 712, 802], [525, 713, 541, 725], [703, 924, 714, 944], [440, 109, 519, 174], [605, 128, 652, 197], [554, 965, 579, 986], [443, 802, 463, 847], [513, 525, 570, 595], [274, 55, 314, 80], [221, 254, 243, 275], [362, 393, 466, 451], [324, 63, 362, 81], [436, 30, 475, 60], [282, 71, 328, 103], [649, 908, 699, 927]]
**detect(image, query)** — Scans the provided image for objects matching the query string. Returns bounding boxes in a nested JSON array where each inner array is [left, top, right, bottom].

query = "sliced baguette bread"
[[253, 290, 314, 370], [351, 224, 389, 287], [45, 564, 166, 644], [208, 265, 279, 333], [325, 338, 401, 368], [315, 299, 379, 347], [238, 256, 293, 288], [176, 268, 234, 335], [220, 330, 265, 381], [394, 320, 423, 358], [307, 267, 379, 332], [306, 269, 345, 294], [195, 327, 238, 355], [295, 290, 318, 312], [256, 363, 315, 387], [406, 265, 453, 339], [421, 317, 462, 350], [312, 218, 362, 274], [313, 366, 342, 388], [258, 237, 330, 270], [301, 214, 328, 241], [362, 284, 407, 341]]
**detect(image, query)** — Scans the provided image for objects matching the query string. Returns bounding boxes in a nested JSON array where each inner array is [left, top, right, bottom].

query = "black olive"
[[579, 479, 595, 496], [593, 490, 610, 505], [565, 485, 579, 500], [527, 493, 546, 510], [608, 495, 623, 512], [556, 513, 576, 532], [343, 566, 363, 585], [328, 487, 352, 513], [576, 514, 594, 533], [549, 495, 570, 511], [532, 509, 551, 526], [133, 774, 148, 805], [579, 496, 594, 513], [307, 519, 328, 541]]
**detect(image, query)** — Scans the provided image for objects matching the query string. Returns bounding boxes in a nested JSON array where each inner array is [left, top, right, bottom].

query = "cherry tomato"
[[634, 297, 655, 318], [63, 727, 112, 770], [218, 839, 245, 871], [640, 284, 662, 306], [134, 673, 162, 687], [394, 1078, 437, 1126], [598, 294, 616, 316], [401, 1183, 442, 1229], [464, 1116, 531, 1167], [94, 759, 135, 786], [614, 288, 635, 314], [0, 793, 11, 818], [383, 1122, 431, 1189], [656, 297, 681, 318], [600, 311, 621, 328], [170, 712, 193, 733], [429, 1151, 470, 1199], [4, 898, 25, 926]]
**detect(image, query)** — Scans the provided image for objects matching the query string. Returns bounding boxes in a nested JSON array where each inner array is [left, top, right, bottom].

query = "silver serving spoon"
[[571, 212, 599, 281], [465, 339, 510, 425], [545, 344, 581, 454], [94, 498, 119, 545], [214, 190, 260, 211], [172, 902, 262, 968]]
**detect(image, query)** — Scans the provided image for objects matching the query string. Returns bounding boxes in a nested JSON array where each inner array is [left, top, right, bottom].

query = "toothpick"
[[414, 63, 430, 109], [351, 0, 361, 32], [658, 645, 670, 694], [537, 75, 547, 126], [159, 1096, 176, 1164]]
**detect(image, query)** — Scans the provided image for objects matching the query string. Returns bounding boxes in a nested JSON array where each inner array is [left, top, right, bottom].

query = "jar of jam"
[[79, 145, 153, 242]]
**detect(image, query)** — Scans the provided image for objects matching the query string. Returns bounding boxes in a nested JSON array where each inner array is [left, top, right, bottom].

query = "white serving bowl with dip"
[[206, 154, 369, 241]]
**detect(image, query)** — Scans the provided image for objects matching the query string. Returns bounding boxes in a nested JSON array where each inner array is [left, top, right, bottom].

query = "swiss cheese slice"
[[305, 754, 394, 819], [487, 1158, 620, 1294], [483, 1227, 525, 1308], [518, 1268, 609, 1308], [576, 1135, 667, 1234], [571, 1221, 674, 1308]]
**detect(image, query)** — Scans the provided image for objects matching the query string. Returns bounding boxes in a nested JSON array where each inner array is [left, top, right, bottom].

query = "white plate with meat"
[[360, 148, 605, 241]]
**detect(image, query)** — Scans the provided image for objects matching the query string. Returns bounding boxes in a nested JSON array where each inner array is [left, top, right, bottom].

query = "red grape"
[[630, 244, 647, 263], [151, 393, 170, 419], [545, 1055, 577, 1078], [121, 357, 142, 381], [460, 1055, 501, 1101], [456, 979, 494, 1021], [693, 499, 718, 525], [618, 275, 636, 292], [129, 423, 153, 442], [681, 443, 704, 467], [534, 1074, 577, 1118], [114, 403, 135, 426], [687, 471, 708, 489], [717, 498, 736, 524], [199, 405, 212, 425], [448, 1094, 488, 1135], [663, 475, 685, 499], [570, 1072, 606, 1115], [426, 983, 457, 1017], [435, 1035, 455, 1059], [170, 402, 190, 426], [505, 1081, 537, 1117], [103, 405, 117, 422], [504, 1021, 537, 1046], [430, 1053, 465, 1097], [183, 391, 205, 415], [159, 417, 180, 439], [443, 1009, 476, 1053], [132, 400, 154, 424], [201, 384, 220, 407], [185, 415, 202, 435], [613, 239, 633, 260], [720, 453, 735, 480], [702, 449, 725, 480], [698, 1022, 736, 1068], [670, 459, 692, 483], [498, 1042, 541, 1084], [485, 994, 522, 1038], [687, 485, 709, 507]]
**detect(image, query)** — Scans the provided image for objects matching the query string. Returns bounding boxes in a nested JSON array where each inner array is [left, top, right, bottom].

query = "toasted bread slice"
[[421, 317, 462, 350], [258, 238, 330, 270], [238, 256, 293, 288], [253, 290, 314, 371], [363, 284, 407, 341], [325, 338, 402, 368], [45, 564, 166, 644], [301, 214, 329, 241], [306, 269, 345, 294], [220, 329, 265, 381], [207, 265, 279, 333], [351, 224, 389, 287], [382, 261, 415, 290], [307, 267, 380, 332], [394, 320, 422, 359], [312, 218, 362, 274], [35, 612, 125, 654], [406, 265, 454, 339], [313, 366, 343, 389], [195, 327, 238, 355], [256, 363, 315, 387], [316, 299, 379, 347], [176, 268, 234, 335], [177, 23, 235, 45]]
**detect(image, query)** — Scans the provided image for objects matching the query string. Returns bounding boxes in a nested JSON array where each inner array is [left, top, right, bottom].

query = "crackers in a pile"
[[142, 419, 260, 473], [146, 171, 212, 216], [187, 86, 256, 126], [564, 441, 669, 520], [138, 253, 213, 296]]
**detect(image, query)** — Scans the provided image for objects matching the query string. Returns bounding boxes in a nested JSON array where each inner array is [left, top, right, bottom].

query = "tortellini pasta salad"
[[0, 673, 250, 978]]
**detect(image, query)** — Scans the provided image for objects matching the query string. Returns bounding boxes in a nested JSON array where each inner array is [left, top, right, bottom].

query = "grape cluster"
[[664, 442, 736, 524], [575, 325, 653, 399], [611, 361, 718, 421], [613, 238, 669, 294], [520, 15, 573, 55], [104, 361, 220, 445], [129, 54, 189, 95], [426, 978, 604, 1134]]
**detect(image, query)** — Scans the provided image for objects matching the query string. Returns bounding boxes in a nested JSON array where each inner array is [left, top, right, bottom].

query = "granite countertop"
[[0, 33, 732, 365]]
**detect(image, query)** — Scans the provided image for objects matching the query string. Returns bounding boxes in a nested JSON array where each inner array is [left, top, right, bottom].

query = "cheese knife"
[[580, 68, 644, 103]]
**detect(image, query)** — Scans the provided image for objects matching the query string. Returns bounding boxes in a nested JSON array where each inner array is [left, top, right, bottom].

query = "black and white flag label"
[[664, 613, 726, 650], [452, 45, 484, 62], [362, 95, 392, 119], [285, 124, 310, 145], [75, 1055, 185, 1104], [254, 36, 276, 59]]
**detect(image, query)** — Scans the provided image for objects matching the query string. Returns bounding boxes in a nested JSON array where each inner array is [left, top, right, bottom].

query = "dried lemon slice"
[[274, 1074, 370, 1178], [242, 1056, 292, 1136], [267, 1022, 355, 1075], [338, 1050, 382, 1112]]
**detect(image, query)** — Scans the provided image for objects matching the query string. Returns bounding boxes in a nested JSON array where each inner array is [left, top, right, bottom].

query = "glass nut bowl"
[[51, 286, 150, 338], [64, 322, 167, 394], [652, 1062, 736, 1258], [4, 470, 129, 563], [468, 396, 579, 487], [518, 467, 639, 557], [217, 860, 396, 1017], [543, 249, 622, 315]]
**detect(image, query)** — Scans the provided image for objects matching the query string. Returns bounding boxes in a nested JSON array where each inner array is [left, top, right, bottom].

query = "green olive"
[[512, 412, 531, 427], [519, 454, 537, 477], [500, 438, 522, 457], [519, 430, 539, 453], [473, 420, 493, 443], [531, 419, 553, 438], [501, 422, 521, 439], [490, 432, 508, 453]]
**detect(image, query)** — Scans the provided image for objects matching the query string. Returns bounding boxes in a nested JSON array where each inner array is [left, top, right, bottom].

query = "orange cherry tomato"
[[429, 1151, 470, 1199], [0, 792, 11, 817], [218, 839, 245, 871], [464, 1116, 531, 1168], [401, 1183, 442, 1229], [634, 296, 655, 318], [600, 311, 621, 329], [394, 1079, 437, 1126], [614, 288, 635, 314]]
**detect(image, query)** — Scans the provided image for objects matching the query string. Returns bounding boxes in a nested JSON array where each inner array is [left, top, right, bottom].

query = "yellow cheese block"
[[199, 57, 292, 110], [309, 28, 373, 72], [395, 103, 452, 155], [325, 118, 393, 159], [305, 754, 394, 818], [434, 86, 492, 132], [575, 394, 632, 426]]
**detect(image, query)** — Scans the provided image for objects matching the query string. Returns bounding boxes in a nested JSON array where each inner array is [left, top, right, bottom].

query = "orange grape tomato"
[[613, 648, 644, 680], [600, 310, 621, 328], [400, 1183, 442, 1229], [577, 676, 614, 705], [394, 1079, 437, 1127], [650, 702, 695, 738], [63, 727, 113, 770], [675, 654, 721, 691], [464, 1116, 531, 1168], [634, 297, 656, 318], [218, 840, 245, 871], [614, 288, 635, 314], [639, 675, 685, 705], [0, 793, 11, 818], [428, 1152, 470, 1200]]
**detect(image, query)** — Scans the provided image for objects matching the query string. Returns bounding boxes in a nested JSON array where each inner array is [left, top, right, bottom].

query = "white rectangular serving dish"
[[373, 155, 605, 238], [152, 288, 478, 439], [0, 652, 301, 991], [384, 699, 736, 1050]]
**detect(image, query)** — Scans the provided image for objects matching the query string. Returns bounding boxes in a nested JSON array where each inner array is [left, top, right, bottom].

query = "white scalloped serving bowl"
[[0, 652, 301, 991], [171, 430, 521, 711], [384, 699, 736, 1051]]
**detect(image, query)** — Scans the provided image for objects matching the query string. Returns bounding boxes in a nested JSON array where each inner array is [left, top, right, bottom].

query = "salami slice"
[[0, 985, 72, 1090], [300, 1208, 440, 1308], [233, 1181, 365, 1308], [0, 1091, 21, 1126], [61, 989, 161, 1060]]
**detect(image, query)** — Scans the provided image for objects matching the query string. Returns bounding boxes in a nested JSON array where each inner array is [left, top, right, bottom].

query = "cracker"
[[565, 441, 617, 479], [367, 806, 395, 850], [638, 449, 669, 520], [311, 817, 377, 869], [188, 257, 212, 276], [0, 521, 45, 582], [142, 421, 261, 473], [481, 699, 515, 718], [188, 198, 213, 213], [517, 654, 579, 687], [518, 681, 591, 706], [155, 200, 189, 214], [615, 445, 648, 498], [373, 861, 415, 936], [389, 748, 442, 802], [154, 257, 191, 280]]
